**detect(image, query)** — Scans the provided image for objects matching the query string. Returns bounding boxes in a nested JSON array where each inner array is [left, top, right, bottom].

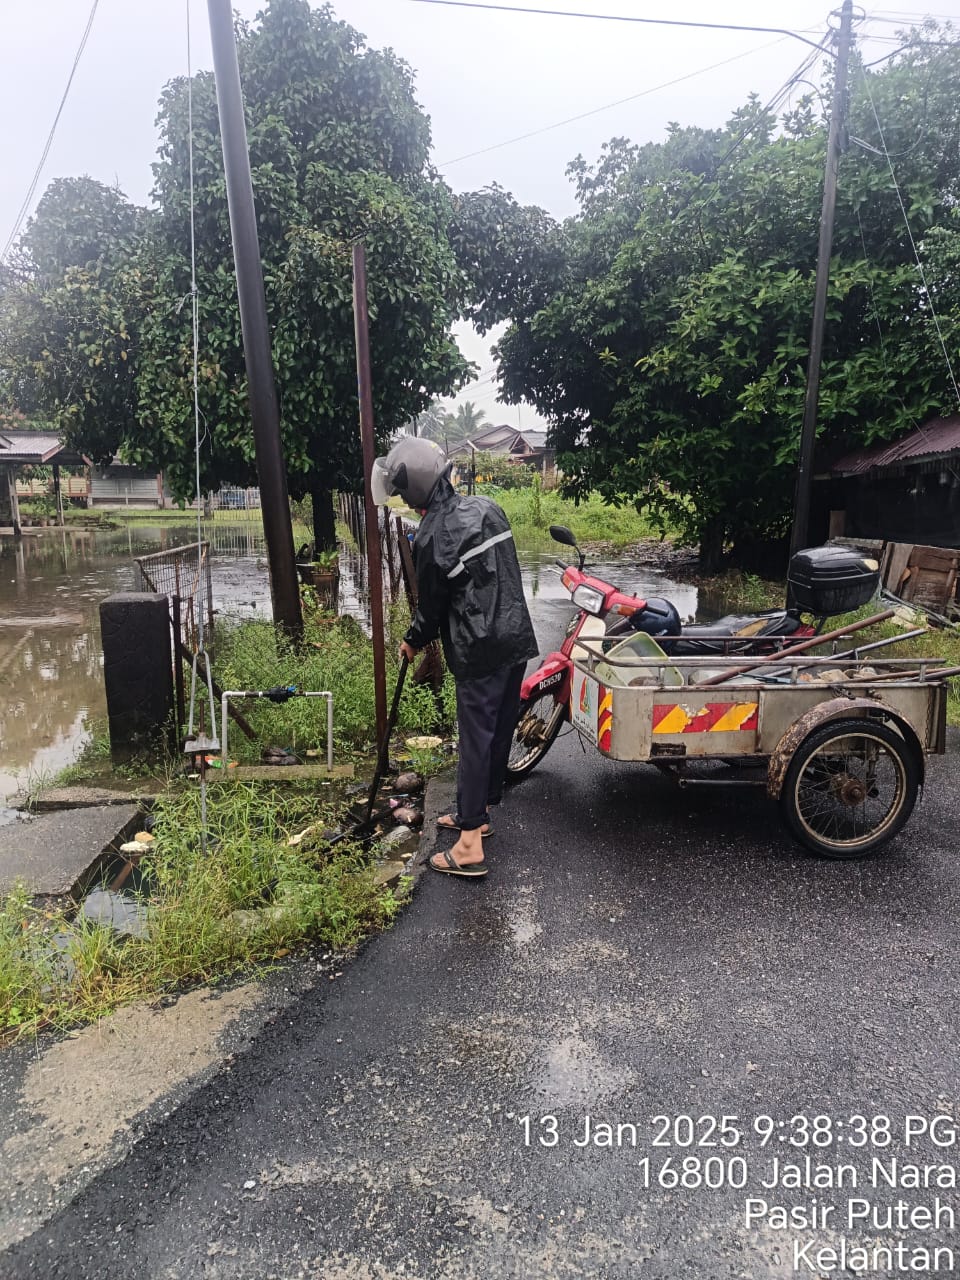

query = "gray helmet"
[[371, 436, 451, 508]]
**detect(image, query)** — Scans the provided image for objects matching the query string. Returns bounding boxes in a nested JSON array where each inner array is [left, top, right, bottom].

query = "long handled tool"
[[331, 656, 409, 845]]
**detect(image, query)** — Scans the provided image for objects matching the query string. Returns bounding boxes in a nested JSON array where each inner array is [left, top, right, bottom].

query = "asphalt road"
[[5, 592, 960, 1279]]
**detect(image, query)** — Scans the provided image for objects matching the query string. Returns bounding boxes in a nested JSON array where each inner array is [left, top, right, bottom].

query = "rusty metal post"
[[52, 464, 65, 527], [352, 242, 388, 746]]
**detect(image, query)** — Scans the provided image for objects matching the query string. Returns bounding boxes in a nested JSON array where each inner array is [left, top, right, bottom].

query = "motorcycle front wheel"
[[505, 688, 566, 781]]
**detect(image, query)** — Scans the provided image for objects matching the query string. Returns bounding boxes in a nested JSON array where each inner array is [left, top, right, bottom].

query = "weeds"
[[214, 604, 455, 760], [694, 571, 787, 613], [1, 601, 448, 1040], [0, 785, 407, 1039]]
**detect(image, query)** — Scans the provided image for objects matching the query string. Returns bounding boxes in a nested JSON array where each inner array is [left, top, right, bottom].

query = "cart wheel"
[[505, 689, 566, 781], [780, 717, 920, 858]]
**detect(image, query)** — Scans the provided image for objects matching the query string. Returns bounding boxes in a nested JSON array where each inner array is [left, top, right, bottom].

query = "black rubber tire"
[[505, 688, 566, 781], [780, 717, 920, 859]]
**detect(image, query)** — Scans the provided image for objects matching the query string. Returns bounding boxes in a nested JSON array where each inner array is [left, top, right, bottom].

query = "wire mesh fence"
[[134, 541, 214, 655]]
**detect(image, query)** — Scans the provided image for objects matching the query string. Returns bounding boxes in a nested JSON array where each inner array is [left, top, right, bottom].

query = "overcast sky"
[[1, 1, 956, 426]]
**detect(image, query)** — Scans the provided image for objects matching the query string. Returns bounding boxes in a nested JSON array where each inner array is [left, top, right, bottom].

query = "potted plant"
[[296, 545, 340, 589]]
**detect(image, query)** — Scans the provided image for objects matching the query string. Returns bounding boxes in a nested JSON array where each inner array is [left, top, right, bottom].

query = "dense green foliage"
[[0, 0, 483, 548], [485, 26, 960, 567], [489, 484, 663, 545]]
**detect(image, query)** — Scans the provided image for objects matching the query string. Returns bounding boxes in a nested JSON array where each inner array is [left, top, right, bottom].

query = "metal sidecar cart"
[[567, 631, 951, 858]]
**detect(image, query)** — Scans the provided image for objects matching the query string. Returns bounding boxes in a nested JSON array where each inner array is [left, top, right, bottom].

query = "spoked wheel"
[[780, 718, 920, 858], [505, 688, 566, 781]]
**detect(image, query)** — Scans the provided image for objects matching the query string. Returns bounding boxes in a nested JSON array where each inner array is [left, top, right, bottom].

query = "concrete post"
[[100, 593, 174, 762]]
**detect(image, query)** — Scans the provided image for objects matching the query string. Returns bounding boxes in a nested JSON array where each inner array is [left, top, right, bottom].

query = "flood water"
[[0, 522, 271, 803], [0, 521, 699, 803]]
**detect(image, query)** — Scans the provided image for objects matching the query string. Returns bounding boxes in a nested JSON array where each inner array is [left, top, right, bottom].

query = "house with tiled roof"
[[448, 423, 556, 480]]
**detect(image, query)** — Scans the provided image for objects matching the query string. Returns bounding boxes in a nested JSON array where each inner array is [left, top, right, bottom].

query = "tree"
[[488, 27, 960, 569], [409, 401, 455, 447], [1, 1, 475, 551], [407, 398, 489, 454], [451, 401, 488, 439], [0, 178, 149, 467]]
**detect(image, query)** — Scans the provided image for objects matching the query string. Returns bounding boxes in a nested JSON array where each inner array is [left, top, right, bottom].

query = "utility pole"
[[352, 243, 388, 746], [789, 0, 856, 558], [206, 0, 302, 637]]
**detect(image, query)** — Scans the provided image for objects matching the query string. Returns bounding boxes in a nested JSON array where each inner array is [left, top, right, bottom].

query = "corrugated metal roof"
[[0, 431, 65, 463], [831, 416, 960, 475]]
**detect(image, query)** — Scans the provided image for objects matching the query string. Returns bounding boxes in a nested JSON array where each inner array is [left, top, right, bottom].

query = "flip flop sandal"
[[436, 813, 493, 837], [429, 848, 488, 878]]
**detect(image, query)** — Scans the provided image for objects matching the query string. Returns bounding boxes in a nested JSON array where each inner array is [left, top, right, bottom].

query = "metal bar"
[[832, 628, 927, 661], [677, 778, 767, 788], [206, 0, 302, 640], [352, 242, 388, 746], [53, 464, 64, 527], [836, 667, 960, 686], [699, 610, 897, 686]]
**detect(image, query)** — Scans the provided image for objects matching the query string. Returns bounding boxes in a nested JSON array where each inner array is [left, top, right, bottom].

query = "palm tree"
[[405, 403, 444, 443], [453, 401, 488, 440]]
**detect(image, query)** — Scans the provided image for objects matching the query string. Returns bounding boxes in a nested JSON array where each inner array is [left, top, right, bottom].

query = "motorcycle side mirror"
[[549, 525, 577, 547], [549, 524, 584, 569]]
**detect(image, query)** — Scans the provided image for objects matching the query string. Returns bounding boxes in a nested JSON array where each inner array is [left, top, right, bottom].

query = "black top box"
[[787, 546, 880, 616]]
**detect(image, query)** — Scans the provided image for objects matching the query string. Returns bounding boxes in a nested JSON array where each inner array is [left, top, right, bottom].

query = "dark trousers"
[[455, 662, 526, 830]]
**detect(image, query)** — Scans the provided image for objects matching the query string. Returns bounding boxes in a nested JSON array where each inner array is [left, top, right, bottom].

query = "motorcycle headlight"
[[572, 583, 605, 615]]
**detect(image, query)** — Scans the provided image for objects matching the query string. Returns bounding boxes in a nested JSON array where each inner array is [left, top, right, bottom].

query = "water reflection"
[[0, 522, 274, 800]]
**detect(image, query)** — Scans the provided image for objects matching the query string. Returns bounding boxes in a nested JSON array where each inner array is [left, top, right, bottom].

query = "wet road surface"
[[4, 596, 960, 1278]]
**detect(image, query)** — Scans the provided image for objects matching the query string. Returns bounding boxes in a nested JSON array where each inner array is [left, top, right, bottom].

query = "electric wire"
[[437, 36, 788, 167], [187, 0, 205, 656], [408, 0, 831, 52], [858, 64, 960, 411], [186, 0, 216, 846], [1, 0, 100, 263]]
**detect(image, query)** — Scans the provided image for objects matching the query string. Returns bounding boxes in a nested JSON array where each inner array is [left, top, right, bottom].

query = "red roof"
[[831, 416, 960, 475]]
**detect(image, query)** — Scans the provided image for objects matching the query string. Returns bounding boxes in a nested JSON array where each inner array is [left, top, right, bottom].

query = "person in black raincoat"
[[372, 437, 539, 877]]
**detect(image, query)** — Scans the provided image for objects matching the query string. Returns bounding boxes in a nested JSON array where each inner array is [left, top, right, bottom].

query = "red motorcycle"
[[505, 525, 819, 780]]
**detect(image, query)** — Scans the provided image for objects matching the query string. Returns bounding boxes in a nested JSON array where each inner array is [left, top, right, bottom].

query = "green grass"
[[213, 602, 455, 761], [693, 570, 787, 613], [488, 486, 670, 547], [0, 785, 407, 1040]]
